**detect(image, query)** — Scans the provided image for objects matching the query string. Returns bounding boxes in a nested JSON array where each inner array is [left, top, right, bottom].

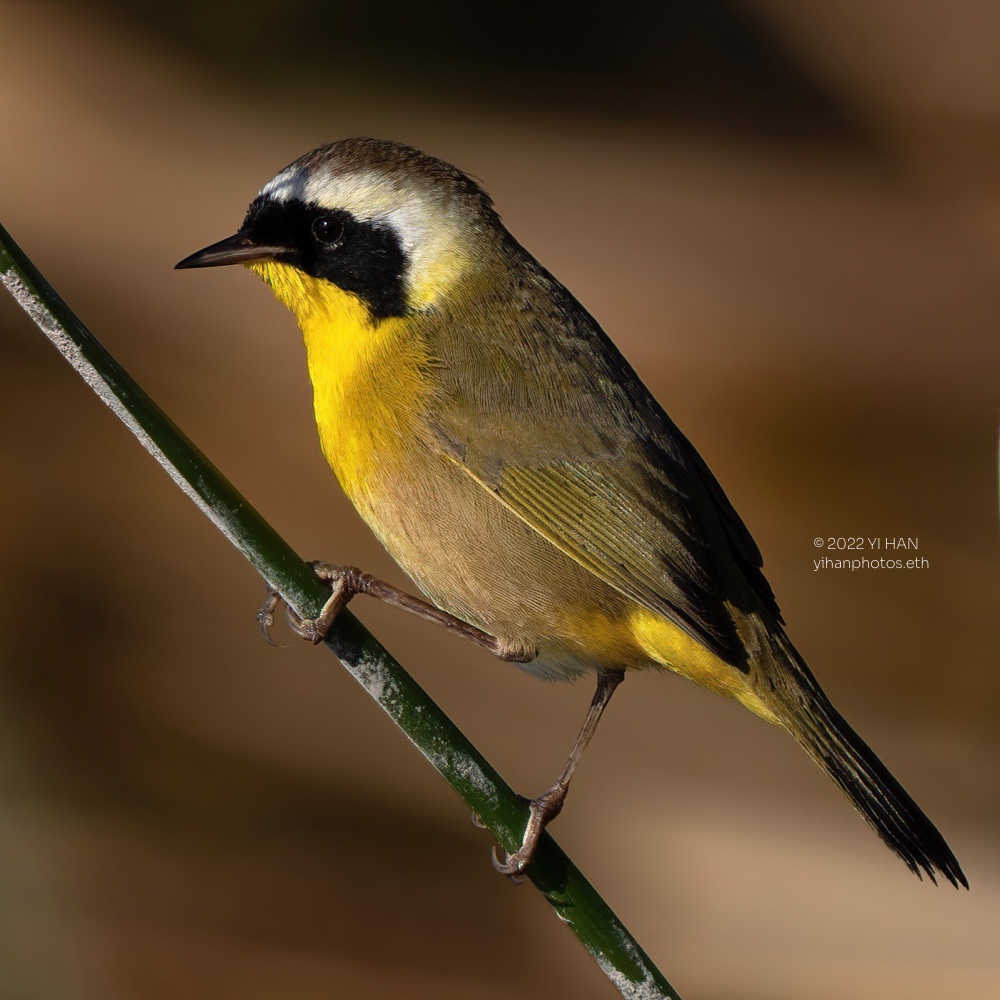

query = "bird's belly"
[[341, 446, 649, 679]]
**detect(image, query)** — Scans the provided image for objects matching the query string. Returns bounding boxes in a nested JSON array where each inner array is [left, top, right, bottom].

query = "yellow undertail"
[[629, 604, 781, 724]]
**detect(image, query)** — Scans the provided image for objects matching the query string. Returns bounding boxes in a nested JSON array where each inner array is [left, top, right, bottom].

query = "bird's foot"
[[489, 783, 568, 881], [257, 562, 356, 645]]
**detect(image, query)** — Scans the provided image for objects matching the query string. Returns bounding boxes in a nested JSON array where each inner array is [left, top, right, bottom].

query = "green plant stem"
[[1, 221, 680, 1000]]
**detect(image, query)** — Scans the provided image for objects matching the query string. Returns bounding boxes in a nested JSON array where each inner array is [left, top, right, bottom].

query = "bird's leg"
[[493, 667, 625, 879], [258, 562, 536, 663]]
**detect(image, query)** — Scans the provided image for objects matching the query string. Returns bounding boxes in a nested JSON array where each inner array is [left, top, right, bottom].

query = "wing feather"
[[420, 244, 781, 664]]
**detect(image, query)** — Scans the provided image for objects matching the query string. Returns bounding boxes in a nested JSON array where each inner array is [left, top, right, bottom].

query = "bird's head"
[[176, 138, 498, 321]]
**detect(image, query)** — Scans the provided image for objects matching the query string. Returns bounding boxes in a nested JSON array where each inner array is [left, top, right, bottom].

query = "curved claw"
[[472, 812, 527, 882], [491, 844, 528, 884], [283, 603, 314, 642], [292, 608, 330, 644], [256, 582, 327, 645], [257, 588, 282, 646]]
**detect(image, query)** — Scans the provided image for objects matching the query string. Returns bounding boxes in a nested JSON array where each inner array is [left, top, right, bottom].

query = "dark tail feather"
[[786, 688, 968, 888]]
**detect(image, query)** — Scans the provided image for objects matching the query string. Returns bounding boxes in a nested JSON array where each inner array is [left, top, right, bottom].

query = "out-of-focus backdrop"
[[1, 3, 998, 998]]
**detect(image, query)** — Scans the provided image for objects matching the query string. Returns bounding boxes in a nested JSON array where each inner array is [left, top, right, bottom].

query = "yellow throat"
[[248, 260, 434, 501]]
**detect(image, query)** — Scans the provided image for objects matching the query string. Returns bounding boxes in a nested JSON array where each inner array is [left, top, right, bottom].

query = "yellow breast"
[[249, 261, 434, 504]]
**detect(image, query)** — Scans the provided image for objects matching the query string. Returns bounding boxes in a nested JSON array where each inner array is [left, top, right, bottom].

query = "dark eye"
[[311, 215, 344, 246]]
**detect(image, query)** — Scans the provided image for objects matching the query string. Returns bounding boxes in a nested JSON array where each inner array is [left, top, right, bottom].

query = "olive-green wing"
[[451, 447, 745, 660], [420, 255, 780, 664]]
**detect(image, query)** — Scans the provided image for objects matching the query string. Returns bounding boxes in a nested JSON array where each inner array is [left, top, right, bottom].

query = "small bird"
[[177, 138, 966, 886]]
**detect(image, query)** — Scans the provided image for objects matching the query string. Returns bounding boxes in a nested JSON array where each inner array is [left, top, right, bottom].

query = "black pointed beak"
[[175, 231, 289, 269]]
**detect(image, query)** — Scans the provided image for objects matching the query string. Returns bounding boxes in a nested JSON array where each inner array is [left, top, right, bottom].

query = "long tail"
[[764, 631, 968, 888]]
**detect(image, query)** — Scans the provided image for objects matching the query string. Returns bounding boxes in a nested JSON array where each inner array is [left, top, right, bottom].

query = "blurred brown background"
[[1, 2, 998, 998]]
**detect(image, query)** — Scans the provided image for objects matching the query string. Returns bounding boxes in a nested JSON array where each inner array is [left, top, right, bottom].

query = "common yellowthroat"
[[177, 138, 966, 886]]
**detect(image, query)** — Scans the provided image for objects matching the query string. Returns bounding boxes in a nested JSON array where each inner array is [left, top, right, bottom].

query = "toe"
[[490, 845, 528, 883]]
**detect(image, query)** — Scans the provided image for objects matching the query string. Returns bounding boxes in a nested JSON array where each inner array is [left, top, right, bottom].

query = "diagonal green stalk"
[[1, 220, 680, 1000]]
